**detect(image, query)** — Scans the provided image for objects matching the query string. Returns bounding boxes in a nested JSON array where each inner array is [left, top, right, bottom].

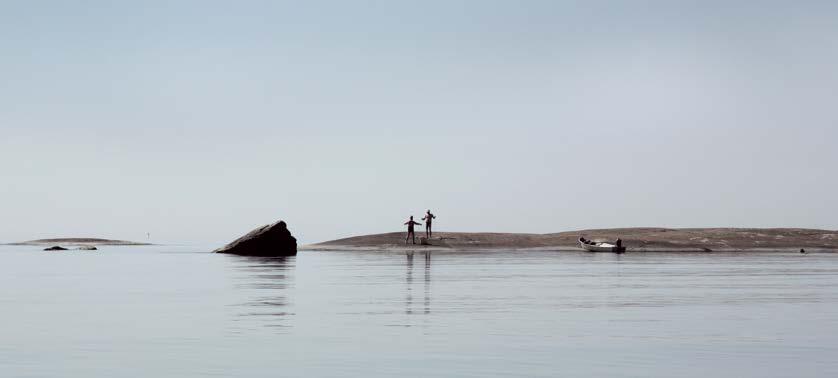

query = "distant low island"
[[10, 238, 151, 246], [307, 228, 838, 252]]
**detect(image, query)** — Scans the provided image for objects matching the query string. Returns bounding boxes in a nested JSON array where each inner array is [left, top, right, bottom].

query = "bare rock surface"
[[13, 238, 149, 246], [308, 228, 838, 252], [214, 220, 297, 256]]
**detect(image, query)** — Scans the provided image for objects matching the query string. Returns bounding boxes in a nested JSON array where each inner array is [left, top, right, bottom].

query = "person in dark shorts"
[[404, 216, 422, 245], [422, 210, 436, 239]]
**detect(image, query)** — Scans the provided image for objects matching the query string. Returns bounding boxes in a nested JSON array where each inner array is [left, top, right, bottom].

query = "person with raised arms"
[[422, 210, 437, 239], [404, 216, 422, 245]]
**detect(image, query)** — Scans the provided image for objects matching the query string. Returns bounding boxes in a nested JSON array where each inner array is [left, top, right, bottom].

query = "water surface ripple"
[[1, 246, 837, 377]]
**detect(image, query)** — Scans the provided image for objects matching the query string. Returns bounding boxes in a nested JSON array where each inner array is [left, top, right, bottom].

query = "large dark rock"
[[214, 220, 297, 256], [44, 245, 68, 251]]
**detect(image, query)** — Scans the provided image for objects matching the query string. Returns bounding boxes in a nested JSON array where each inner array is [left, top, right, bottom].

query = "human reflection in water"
[[405, 252, 414, 314], [405, 251, 432, 316], [229, 255, 295, 330], [424, 251, 431, 314]]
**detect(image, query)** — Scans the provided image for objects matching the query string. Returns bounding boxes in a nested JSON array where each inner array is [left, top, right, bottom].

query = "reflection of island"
[[229, 256, 295, 329], [404, 252, 431, 316]]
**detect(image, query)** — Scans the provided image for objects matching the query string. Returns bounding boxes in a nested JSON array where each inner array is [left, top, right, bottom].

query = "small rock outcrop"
[[214, 220, 297, 256], [44, 246, 68, 251], [77, 246, 98, 251]]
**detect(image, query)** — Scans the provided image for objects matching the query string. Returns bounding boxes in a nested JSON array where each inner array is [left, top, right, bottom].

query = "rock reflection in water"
[[229, 255, 295, 329]]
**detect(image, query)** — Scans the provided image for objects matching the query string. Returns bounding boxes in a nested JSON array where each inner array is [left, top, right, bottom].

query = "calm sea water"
[[1, 245, 837, 377]]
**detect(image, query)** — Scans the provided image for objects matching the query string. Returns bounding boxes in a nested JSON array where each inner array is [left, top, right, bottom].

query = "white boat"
[[578, 237, 626, 253]]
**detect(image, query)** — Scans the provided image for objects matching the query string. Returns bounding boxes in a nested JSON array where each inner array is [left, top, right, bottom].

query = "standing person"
[[422, 210, 436, 239], [404, 216, 422, 245]]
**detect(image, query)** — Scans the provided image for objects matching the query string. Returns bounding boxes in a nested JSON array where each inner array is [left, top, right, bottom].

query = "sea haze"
[[1, 246, 837, 377]]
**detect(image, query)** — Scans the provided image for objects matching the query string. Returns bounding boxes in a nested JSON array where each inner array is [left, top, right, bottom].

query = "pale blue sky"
[[2, 1, 836, 244]]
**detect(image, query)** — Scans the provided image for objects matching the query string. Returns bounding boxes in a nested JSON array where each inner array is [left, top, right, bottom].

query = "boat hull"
[[579, 240, 626, 253]]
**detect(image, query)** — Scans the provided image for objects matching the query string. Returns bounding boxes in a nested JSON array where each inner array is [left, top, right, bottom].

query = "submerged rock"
[[44, 246, 68, 251], [77, 246, 98, 251], [214, 220, 297, 256]]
